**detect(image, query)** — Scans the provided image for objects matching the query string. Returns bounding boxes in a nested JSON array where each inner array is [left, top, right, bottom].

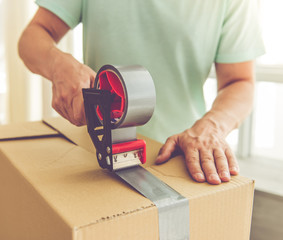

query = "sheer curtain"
[[0, 0, 6, 124], [0, 0, 77, 124]]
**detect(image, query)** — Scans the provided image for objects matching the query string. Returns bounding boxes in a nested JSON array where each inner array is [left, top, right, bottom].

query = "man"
[[18, 0, 265, 185]]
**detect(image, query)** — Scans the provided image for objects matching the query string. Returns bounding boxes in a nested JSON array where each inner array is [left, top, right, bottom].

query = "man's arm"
[[18, 7, 96, 125], [156, 61, 255, 185]]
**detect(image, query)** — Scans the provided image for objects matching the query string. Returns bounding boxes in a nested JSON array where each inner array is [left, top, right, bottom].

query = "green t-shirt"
[[36, 0, 265, 143]]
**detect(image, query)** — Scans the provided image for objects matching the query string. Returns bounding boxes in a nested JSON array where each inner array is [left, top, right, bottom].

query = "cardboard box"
[[0, 118, 254, 240]]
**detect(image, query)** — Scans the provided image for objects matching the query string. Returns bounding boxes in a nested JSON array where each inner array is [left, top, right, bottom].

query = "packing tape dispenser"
[[83, 64, 156, 171]]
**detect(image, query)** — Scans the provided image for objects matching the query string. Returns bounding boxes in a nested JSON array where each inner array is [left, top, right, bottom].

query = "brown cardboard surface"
[[43, 117, 95, 154], [43, 117, 163, 167], [0, 120, 59, 140], [0, 118, 254, 240]]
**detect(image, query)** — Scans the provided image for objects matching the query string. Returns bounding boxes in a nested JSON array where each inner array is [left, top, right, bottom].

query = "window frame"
[[208, 63, 283, 159]]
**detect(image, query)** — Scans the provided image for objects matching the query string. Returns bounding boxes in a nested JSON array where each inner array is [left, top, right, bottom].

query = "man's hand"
[[156, 118, 239, 185], [18, 7, 97, 125], [51, 51, 96, 126], [156, 61, 255, 184]]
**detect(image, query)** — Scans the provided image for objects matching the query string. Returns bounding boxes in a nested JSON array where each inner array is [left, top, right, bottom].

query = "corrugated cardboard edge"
[[73, 203, 159, 239], [74, 208, 159, 239], [0, 120, 59, 141], [43, 117, 95, 153]]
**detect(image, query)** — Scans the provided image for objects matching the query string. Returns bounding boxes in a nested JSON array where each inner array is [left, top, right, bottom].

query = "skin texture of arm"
[[18, 7, 96, 126], [156, 61, 255, 185]]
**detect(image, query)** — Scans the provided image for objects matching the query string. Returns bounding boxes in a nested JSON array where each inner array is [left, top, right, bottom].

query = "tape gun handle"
[[82, 88, 113, 170]]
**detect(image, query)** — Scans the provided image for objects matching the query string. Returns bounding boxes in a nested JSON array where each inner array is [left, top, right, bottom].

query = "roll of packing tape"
[[94, 65, 156, 129]]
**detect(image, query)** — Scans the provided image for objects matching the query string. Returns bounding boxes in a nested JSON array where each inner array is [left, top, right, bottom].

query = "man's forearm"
[[18, 8, 96, 126], [18, 7, 70, 81], [202, 78, 254, 136], [156, 79, 252, 184], [18, 24, 61, 80], [157, 61, 254, 184]]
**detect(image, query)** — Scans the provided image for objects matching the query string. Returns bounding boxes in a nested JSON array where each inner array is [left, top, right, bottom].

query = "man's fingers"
[[156, 136, 178, 164], [225, 148, 239, 175], [214, 149, 230, 182], [52, 94, 69, 121], [71, 94, 86, 126], [184, 148, 205, 182], [52, 84, 75, 122], [50, 60, 94, 126], [200, 150, 221, 185], [52, 82, 87, 126]]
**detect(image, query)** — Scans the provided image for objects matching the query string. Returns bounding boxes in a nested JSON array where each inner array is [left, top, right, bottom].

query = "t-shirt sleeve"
[[215, 0, 265, 63], [35, 0, 83, 29]]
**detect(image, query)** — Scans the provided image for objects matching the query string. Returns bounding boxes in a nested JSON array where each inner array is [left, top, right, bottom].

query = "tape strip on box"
[[116, 166, 190, 240]]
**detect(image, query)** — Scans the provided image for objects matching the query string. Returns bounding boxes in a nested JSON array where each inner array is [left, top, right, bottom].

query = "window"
[[252, 0, 283, 161], [252, 81, 283, 160], [257, 0, 283, 66], [0, 1, 81, 124], [205, 0, 283, 161]]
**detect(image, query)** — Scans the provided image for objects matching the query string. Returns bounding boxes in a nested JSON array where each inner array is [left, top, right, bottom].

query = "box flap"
[[43, 117, 160, 166], [0, 121, 59, 141], [43, 117, 95, 154]]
